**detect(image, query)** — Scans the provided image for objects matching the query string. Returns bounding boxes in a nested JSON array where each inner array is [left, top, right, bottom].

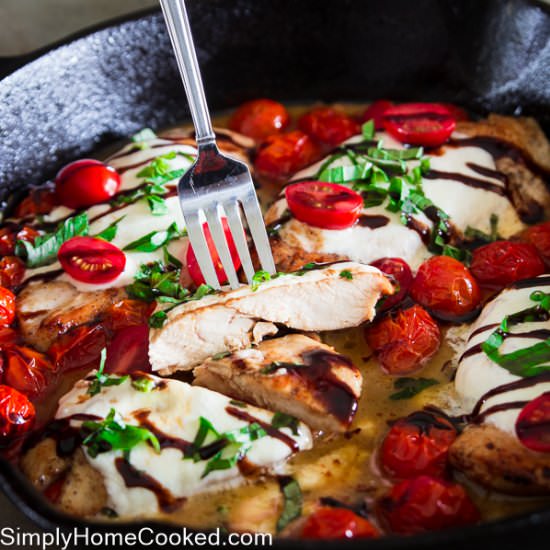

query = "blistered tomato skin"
[[359, 100, 394, 129], [55, 159, 121, 209], [371, 257, 413, 311], [298, 107, 360, 147], [515, 392, 550, 453], [301, 507, 379, 539], [380, 411, 458, 479], [0, 385, 35, 441], [0, 257, 26, 290], [285, 181, 363, 230], [470, 240, 546, 288], [0, 225, 39, 257], [229, 99, 290, 141], [364, 305, 441, 375], [377, 475, 480, 534], [520, 221, 550, 267], [0, 287, 16, 327], [410, 256, 481, 321]]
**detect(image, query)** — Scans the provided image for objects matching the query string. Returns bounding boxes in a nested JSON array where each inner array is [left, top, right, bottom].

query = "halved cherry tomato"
[[470, 241, 545, 288], [254, 130, 320, 182], [0, 287, 15, 327], [301, 507, 379, 539], [440, 103, 470, 122], [55, 159, 121, 209], [520, 221, 550, 268], [0, 225, 40, 256], [380, 410, 458, 479], [105, 299, 156, 332], [14, 185, 58, 218], [515, 392, 550, 453], [105, 325, 151, 374], [0, 385, 35, 441], [371, 257, 413, 311], [298, 107, 360, 147], [58, 236, 126, 284], [186, 218, 241, 286], [285, 181, 363, 230], [48, 325, 107, 371], [2, 345, 57, 399], [410, 256, 481, 321], [364, 305, 440, 375], [0, 257, 25, 290], [359, 100, 394, 129], [229, 99, 290, 141], [377, 475, 479, 534], [382, 103, 456, 147]]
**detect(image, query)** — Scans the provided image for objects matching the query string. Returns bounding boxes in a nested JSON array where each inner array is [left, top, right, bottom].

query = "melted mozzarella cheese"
[[56, 374, 312, 517], [455, 278, 550, 436]]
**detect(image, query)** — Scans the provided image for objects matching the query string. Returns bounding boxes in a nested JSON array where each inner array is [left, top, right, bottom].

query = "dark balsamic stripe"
[[423, 169, 506, 196]]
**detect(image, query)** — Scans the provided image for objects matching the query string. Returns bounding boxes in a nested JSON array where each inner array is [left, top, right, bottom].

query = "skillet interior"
[[0, 0, 549, 547]]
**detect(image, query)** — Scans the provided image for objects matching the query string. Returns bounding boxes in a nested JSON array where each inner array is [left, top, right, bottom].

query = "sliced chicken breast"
[[149, 262, 392, 374], [194, 334, 362, 432]]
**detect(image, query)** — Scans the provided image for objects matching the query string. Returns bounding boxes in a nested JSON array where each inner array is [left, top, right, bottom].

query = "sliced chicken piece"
[[149, 262, 392, 374], [194, 334, 362, 432], [269, 236, 343, 273], [19, 437, 70, 490], [449, 424, 550, 496], [17, 281, 126, 351]]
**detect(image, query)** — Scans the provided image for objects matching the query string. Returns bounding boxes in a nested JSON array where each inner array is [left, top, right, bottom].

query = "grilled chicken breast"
[[149, 262, 393, 374], [194, 334, 362, 432]]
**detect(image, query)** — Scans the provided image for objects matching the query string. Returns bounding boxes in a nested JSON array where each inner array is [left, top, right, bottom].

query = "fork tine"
[[224, 200, 255, 284], [183, 209, 221, 290], [241, 189, 276, 275], [204, 206, 240, 289]]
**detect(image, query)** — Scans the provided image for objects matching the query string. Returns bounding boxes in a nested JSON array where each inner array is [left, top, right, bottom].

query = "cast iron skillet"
[[0, 1, 549, 548]]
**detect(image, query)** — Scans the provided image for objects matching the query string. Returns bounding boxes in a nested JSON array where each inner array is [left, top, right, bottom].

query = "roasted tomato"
[[0, 287, 15, 327], [359, 100, 394, 129], [410, 256, 481, 321], [0, 257, 25, 290], [105, 325, 151, 374], [2, 345, 57, 399], [364, 305, 441, 375], [229, 99, 290, 141], [105, 299, 156, 332], [58, 236, 126, 284], [515, 392, 550, 453], [254, 130, 320, 182], [0, 327, 19, 347], [0, 225, 40, 256], [48, 325, 107, 371], [440, 103, 470, 122], [298, 107, 360, 147], [377, 475, 480, 534], [55, 159, 121, 208], [0, 385, 35, 441], [470, 240, 545, 288], [186, 218, 241, 286], [285, 181, 363, 230], [14, 185, 57, 218], [371, 258, 413, 311], [301, 507, 379, 539], [382, 103, 456, 147], [380, 410, 458, 479], [520, 221, 550, 268]]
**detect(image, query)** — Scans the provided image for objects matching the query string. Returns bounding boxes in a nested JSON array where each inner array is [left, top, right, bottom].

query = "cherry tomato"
[[0, 327, 19, 347], [298, 107, 360, 147], [377, 475, 479, 534], [285, 181, 363, 230], [14, 186, 57, 218], [48, 325, 107, 371], [470, 241, 545, 288], [0, 225, 40, 257], [186, 218, 241, 286], [58, 236, 126, 284], [105, 299, 156, 332], [2, 345, 57, 399], [254, 130, 320, 182], [382, 103, 456, 147], [229, 99, 290, 141], [520, 221, 550, 268], [515, 392, 550, 453], [440, 103, 470, 122], [364, 305, 441, 375], [371, 258, 413, 311], [0, 287, 15, 327], [0, 385, 35, 441], [55, 159, 121, 209], [0, 257, 25, 290], [410, 256, 481, 321], [301, 507, 379, 539], [359, 100, 394, 129], [380, 410, 458, 479], [105, 325, 151, 374]]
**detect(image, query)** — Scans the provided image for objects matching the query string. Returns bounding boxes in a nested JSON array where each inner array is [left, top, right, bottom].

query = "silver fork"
[[159, 0, 276, 290]]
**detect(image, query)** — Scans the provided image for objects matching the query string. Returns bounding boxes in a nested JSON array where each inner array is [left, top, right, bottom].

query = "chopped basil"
[[146, 194, 168, 216], [389, 377, 439, 400], [131, 128, 157, 143], [339, 269, 353, 280], [149, 310, 168, 328], [276, 477, 302, 532], [100, 507, 119, 519], [131, 377, 156, 393], [271, 412, 299, 435], [464, 214, 500, 243], [251, 269, 272, 291], [260, 361, 304, 375], [94, 216, 125, 242], [81, 408, 160, 458], [87, 349, 128, 397], [123, 222, 185, 252], [228, 399, 247, 408], [16, 212, 89, 268], [136, 151, 193, 186], [213, 351, 232, 361], [361, 119, 375, 140]]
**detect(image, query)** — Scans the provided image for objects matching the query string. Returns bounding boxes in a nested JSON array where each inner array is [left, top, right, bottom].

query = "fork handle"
[[159, 0, 216, 147]]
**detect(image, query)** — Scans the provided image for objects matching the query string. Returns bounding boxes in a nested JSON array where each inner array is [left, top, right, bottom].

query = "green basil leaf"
[[132, 128, 157, 143], [271, 412, 299, 435], [276, 477, 302, 532], [149, 310, 168, 328], [147, 194, 168, 216], [251, 269, 272, 291], [123, 222, 184, 252], [95, 216, 125, 242], [131, 377, 157, 393], [339, 269, 353, 280], [389, 377, 439, 400], [361, 119, 375, 140]]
